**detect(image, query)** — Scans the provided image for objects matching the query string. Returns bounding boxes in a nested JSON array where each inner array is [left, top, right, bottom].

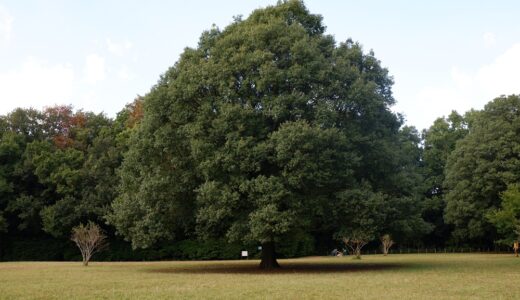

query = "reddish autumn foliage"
[[125, 97, 144, 128], [52, 134, 74, 149], [71, 112, 87, 128], [42, 105, 89, 149]]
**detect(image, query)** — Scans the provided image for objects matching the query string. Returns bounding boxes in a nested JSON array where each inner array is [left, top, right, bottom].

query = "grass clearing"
[[1, 254, 520, 299]]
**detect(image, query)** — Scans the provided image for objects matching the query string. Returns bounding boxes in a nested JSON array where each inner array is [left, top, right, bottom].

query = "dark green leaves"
[[109, 0, 423, 252], [444, 95, 520, 243]]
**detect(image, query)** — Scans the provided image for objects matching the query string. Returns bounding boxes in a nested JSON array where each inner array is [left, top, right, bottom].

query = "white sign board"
[[241, 251, 248, 257]]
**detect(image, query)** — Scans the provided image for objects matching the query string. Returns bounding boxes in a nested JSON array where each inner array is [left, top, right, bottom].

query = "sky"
[[0, 1, 519, 130]]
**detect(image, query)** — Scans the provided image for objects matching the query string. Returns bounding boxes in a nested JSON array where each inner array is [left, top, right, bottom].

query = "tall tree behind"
[[444, 95, 520, 245], [0, 109, 47, 236], [421, 111, 469, 245]]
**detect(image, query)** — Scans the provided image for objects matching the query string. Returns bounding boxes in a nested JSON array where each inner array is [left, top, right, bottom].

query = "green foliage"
[[0, 212, 7, 233], [334, 185, 384, 241], [164, 239, 245, 260], [420, 111, 469, 245], [487, 184, 520, 244], [423, 111, 469, 197], [0, 105, 129, 264], [0, 1, 454, 260], [276, 231, 315, 258], [109, 0, 426, 258], [444, 95, 520, 244], [0, 236, 77, 261]]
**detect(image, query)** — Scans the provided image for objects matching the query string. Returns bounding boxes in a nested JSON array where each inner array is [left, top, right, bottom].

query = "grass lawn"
[[1, 254, 520, 299]]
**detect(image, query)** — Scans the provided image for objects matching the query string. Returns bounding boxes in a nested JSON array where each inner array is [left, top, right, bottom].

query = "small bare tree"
[[71, 221, 108, 266], [342, 230, 372, 259], [514, 225, 520, 257], [380, 234, 394, 256]]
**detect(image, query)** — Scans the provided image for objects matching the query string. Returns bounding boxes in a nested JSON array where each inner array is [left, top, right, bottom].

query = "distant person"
[[514, 241, 519, 257]]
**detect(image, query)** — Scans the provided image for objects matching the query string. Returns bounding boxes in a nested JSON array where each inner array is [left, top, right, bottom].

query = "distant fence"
[[356, 247, 512, 255]]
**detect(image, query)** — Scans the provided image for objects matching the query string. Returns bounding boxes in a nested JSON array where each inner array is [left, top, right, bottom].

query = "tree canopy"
[[3, 0, 519, 264], [420, 111, 469, 245], [0, 103, 138, 247], [444, 95, 520, 244], [108, 0, 428, 268]]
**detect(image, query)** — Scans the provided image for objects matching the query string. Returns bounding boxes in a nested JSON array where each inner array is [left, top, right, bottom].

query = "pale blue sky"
[[1, 1, 519, 129]]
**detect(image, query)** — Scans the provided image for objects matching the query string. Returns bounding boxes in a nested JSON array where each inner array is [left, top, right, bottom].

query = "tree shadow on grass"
[[146, 260, 410, 275]]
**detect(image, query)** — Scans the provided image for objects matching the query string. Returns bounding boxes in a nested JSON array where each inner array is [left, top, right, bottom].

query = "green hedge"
[[1, 235, 317, 261], [1, 236, 76, 261]]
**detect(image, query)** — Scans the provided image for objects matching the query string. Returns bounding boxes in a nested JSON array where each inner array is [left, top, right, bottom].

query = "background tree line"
[[1, 1, 519, 263]]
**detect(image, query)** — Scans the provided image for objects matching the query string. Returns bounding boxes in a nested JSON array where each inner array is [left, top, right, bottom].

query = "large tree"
[[421, 111, 469, 245], [444, 95, 520, 245], [109, 0, 427, 268]]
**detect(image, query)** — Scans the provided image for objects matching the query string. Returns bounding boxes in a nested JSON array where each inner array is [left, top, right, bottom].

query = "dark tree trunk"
[[0, 235, 3, 261], [260, 241, 280, 269]]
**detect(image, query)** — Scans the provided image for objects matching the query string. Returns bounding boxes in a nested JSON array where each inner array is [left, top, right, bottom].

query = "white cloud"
[[106, 38, 132, 56], [483, 32, 496, 47], [77, 90, 101, 111], [408, 43, 520, 129], [475, 43, 520, 96], [84, 54, 106, 84], [117, 65, 134, 81], [0, 58, 75, 114], [0, 6, 14, 42]]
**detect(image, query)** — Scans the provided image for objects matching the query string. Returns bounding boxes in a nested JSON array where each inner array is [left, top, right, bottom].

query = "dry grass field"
[[1, 254, 520, 299]]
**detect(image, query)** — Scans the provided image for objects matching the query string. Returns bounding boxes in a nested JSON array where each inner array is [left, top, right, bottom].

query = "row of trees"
[[0, 101, 143, 259], [422, 95, 520, 247], [1, 1, 519, 267]]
